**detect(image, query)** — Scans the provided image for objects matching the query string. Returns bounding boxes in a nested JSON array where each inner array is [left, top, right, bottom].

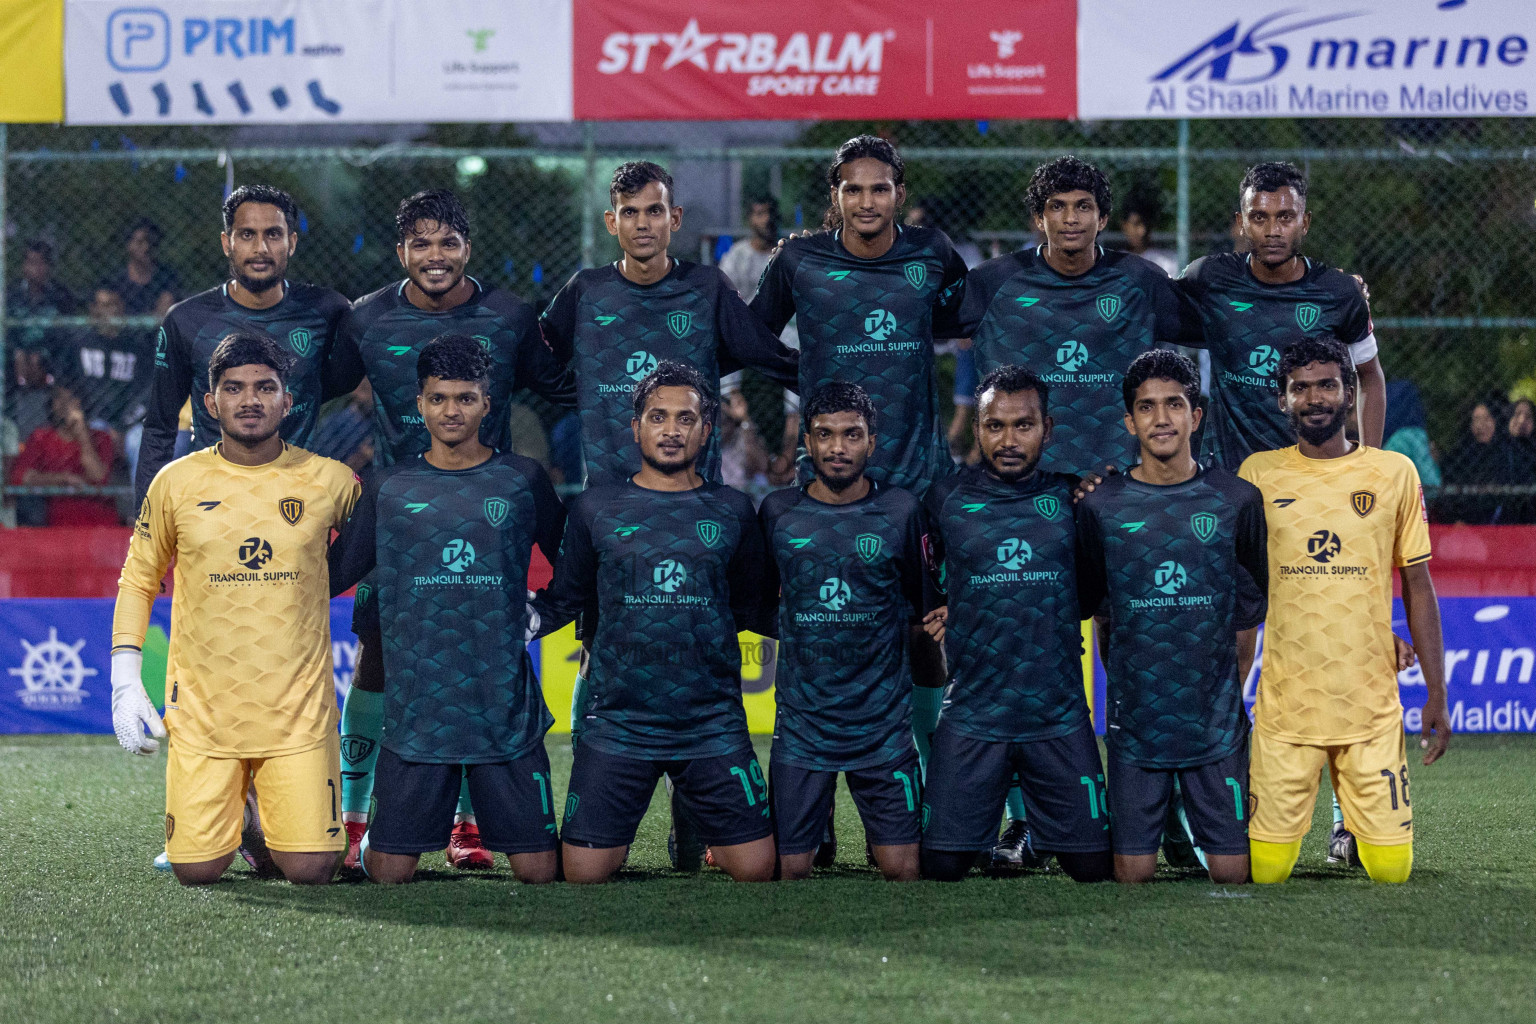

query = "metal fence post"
[[580, 121, 596, 269], [1175, 118, 1190, 270], [0, 123, 8, 448]]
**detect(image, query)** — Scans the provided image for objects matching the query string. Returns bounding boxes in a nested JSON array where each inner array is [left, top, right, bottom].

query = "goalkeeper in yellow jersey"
[[111, 332, 361, 886], [1238, 336, 1450, 885]]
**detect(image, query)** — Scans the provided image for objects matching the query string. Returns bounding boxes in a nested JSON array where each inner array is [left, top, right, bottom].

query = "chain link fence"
[[4, 118, 1535, 525]]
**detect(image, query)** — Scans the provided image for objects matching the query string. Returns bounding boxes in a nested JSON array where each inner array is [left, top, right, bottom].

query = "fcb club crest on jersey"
[[697, 519, 722, 548], [1096, 294, 1122, 322], [287, 328, 314, 357], [1033, 495, 1060, 521], [1351, 490, 1376, 517], [903, 261, 927, 290], [485, 497, 509, 527], [1191, 511, 1217, 542], [279, 496, 304, 526], [856, 533, 883, 564], [1296, 302, 1322, 332], [666, 310, 694, 339]]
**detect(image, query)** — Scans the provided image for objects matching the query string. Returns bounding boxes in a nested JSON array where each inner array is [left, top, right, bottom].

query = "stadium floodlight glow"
[[455, 155, 488, 186]]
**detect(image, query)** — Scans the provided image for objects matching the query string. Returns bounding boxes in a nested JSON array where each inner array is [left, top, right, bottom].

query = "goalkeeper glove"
[[110, 648, 166, 755], [525, 591, 541, 644]]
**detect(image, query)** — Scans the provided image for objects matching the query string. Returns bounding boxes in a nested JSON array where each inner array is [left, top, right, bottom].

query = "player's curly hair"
[[396, 189, 471, 244], [1025, 156, 1112, 220], [1240, 161, 1308, 204], [804, 380, 877, 435], [823, 136, 904, 230], [632, 359, 717, 422], [1275, 336, 1355, 393], [222, 184, 299, 234], [976, 364, 1049, 415], [1122, 350, 1200, 412], [207, 331, 291, 391], [417, 334, 491, 389], [610, 161, 674, 207]]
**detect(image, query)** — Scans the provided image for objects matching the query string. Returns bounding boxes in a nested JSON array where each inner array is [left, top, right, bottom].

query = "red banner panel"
[[573, 0, 1076, 120]]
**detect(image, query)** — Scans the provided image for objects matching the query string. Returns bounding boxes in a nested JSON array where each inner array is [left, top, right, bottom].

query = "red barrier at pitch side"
[[573, 0, 1077, 121]]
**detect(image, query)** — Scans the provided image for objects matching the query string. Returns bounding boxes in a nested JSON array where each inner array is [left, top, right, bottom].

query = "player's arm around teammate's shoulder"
[[1390, 454, 1449, 764], [326, 463, 379, 598], [110, 464, 181, 754], [529, 490, 598, 639], [715, 269, 799, 392]]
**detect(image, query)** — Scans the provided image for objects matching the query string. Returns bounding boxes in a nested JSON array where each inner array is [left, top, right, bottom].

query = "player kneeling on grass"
[[328, 335, 565, 884], [1238, 337, 1450, 884], [111, 332, 361, 886], [1075, 351, 1267, 885], [758, 381, 940, 881], [917, 366, 1113, 883], [531, 361, 777, 884]]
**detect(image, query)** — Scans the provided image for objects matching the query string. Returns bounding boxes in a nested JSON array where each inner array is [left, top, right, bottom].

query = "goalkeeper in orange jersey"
[[111, 332, 361, 886]]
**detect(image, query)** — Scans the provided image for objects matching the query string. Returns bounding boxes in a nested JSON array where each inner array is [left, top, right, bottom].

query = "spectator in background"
[[8, 385, 118, 526], [718, 387, 770, 494], [59, 287, 153, 474], [1118, 196, 1180, 277], [7, 239, 76, 354], [1382, 379, 1441, 494], [719, 194, 801, 486], [105, 219, 178, 316], [1505, 398, 1536, 523], [1443, 400, 1516, 524]]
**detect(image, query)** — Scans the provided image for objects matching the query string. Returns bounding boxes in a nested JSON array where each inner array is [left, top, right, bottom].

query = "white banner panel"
[[1079, 0, 1534, 119], [64, 0, 573, 123]]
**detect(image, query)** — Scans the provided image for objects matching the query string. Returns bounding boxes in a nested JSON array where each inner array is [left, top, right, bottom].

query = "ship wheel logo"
[[10, 628, 96, 707]]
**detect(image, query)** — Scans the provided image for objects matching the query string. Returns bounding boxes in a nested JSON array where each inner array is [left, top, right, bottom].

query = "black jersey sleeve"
[[486, 291, 577, 409], [1146, 263, 1204, 346], [314, 288, 356, 402], [921, 476, 956, 602], [1335, 274, 1375, 346], [134, 309, 195, 505], [715, 269, 799, 391], [537, 272, 582, 365], [930, 230, 972, 339], [755, 490, 790, 625], [1073, 493, 1109, 620], [326, 468, 381, 597], [1233, 479, 1269, 630], [1171, 257, 1213, 350], [323, 303, 369, 397], [951, 253, 1010, 337], [748, 240, 806, 335], [727, 490, 776, 637], [531, 492, 598, 638], [521, 455, 568, 566], [899, 498, 942, 622]]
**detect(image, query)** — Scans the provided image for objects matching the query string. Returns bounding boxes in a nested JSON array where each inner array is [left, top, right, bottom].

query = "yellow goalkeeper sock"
[[1357, 840, 1413, 883], [1250, 838, 1302, 884]]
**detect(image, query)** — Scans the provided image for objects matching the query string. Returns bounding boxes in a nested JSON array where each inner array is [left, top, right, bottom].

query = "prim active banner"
[[1077, 0, 1533, 119], [63, 0, 573, 124], [571, 0, 1076, 120], [5, 596, 1533, 736]]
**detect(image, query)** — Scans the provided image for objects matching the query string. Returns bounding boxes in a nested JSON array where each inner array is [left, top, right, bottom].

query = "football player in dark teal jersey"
[[329, 336, 564, 884], [532, 362, 776, 884], [136, 184, 350, 505], [918, 366, 1113, 883], [326, 188, 576, 869], [759, 382, 940, 881], [1178, 161, 1387, 470], [1177, 161, 1388, 856], [538, 161, 798, 488], [1076, 351, 1268, 885], [750, 135, 959, 796]]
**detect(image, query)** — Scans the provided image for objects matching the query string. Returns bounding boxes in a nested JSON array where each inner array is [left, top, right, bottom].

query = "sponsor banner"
[[1079, 0, 1534, 119], [0, 0, 65, 121], [0, 599, 779, 735], [64, 0, 572, 124], [573, 0, 1076, 120]]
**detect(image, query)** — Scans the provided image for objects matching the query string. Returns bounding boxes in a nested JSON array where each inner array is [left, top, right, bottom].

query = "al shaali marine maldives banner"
[[1078, 0, 1533, 119], [63, 0, 573, 124]]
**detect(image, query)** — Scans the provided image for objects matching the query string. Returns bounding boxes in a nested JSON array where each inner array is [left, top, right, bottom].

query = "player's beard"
[[640, 446, 696, 476], [981, 448, 1040, 484], [815, 458, 865, 493], [1290, 402, 1350, 446], [229, 258, 283, 296]]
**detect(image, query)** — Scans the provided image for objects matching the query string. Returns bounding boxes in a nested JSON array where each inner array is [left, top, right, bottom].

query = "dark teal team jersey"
[[1178, 253, 1374, 469], [328, 278, 576, 467], [329, 453, 565, 763], [532, 481, 772, 760], [136, 281, 349, 503], [924, 466, 1090, 744], [760, 482, 938, 772], [1076, 467, 1268, 769], [751, 225, 968, 497], [538, 260, 798, 487], [956, 247, 1194, 476]]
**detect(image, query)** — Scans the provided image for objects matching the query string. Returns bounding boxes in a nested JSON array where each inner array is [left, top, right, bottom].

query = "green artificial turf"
[[1, 734, 1532, 1024]]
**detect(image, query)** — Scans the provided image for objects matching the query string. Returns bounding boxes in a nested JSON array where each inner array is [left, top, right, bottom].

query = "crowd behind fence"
[[3, 118, 1535, 528]]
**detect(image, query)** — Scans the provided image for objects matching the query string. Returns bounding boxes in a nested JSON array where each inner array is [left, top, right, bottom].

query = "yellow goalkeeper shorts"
[[164, 736, 345, 863], [1249, 724, 1413, 847]]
